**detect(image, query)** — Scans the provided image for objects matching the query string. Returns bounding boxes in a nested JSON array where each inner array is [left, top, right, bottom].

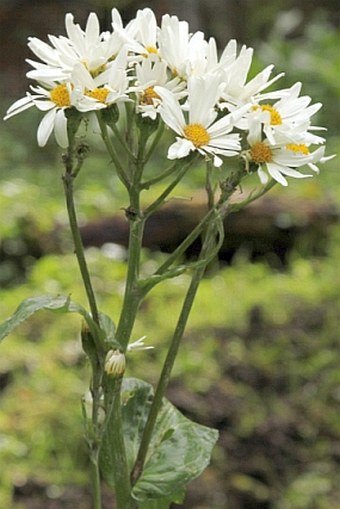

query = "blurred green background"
[[0, 1, 340, 508]]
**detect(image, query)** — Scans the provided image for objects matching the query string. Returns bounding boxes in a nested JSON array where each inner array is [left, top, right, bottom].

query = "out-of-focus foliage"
[[1, 230, 340, 507]]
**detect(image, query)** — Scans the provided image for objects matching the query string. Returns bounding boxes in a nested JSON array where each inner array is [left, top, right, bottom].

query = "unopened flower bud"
[[104, 349, 126, 377]]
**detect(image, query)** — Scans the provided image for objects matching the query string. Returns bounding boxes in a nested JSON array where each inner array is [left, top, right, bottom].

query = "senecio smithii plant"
[[1, 7, 334, 509]]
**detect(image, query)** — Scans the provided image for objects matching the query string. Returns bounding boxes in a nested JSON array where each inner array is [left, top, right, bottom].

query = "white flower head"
[[134, 58, 186, 119], [27, 12, 124, 83], [126, 8, 159, 58], [71, 48, 131, 112], [249, 82, 325, 145], [218, 40, 285, 110], [246, 111, 330, 186], [156, 74, 242, 167], [4, 81, 83, 147]]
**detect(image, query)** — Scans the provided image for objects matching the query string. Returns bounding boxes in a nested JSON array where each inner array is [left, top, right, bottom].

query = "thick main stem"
[[90, 453, 102, 509], [115, 216, 145, 351], [104, 380, 136, 509]]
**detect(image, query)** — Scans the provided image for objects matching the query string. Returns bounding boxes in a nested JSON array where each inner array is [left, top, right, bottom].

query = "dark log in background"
[[79, 193, 338, 267]]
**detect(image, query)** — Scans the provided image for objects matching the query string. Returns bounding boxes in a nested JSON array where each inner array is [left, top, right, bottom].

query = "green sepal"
[[100, 104, 119, 128], [136, 112, 160, 137], [65, 107, 83, 141]]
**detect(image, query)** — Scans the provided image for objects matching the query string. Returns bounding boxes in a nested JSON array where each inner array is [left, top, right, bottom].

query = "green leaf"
[[138, 488, 185, 509], [98, 312, 120, 350], [0, 294, 99, 342], [100, 377, 218, 503]]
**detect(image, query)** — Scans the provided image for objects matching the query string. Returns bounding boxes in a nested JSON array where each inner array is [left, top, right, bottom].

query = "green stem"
[[96, 112, 131, 189], [115, 217, 145, 351], [115, 131, 148, 351], [111, 122, 136, 160], [143, 157, 197, 219], [90, 453, 102, 509], [144, 122, 164, 164], [103, 379, 136, 509], [62, 171, 100, 326], [154, 207, 216, 277], [131, 218, 219, 484], [141, 160, 182, 189]]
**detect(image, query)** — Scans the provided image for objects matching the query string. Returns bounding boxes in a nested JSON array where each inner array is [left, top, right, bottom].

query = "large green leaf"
[[100, 377, 218, 504], [0, 294, 99, 342]]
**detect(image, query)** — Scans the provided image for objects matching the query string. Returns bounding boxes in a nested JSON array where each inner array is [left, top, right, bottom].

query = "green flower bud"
[[104, 349, 126, 377], [100, 104, 119, 128], [136, 111, 160, 136]]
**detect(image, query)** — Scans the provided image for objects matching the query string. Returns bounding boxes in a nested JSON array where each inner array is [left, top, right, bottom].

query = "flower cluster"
[[4, 8, 333, 185]]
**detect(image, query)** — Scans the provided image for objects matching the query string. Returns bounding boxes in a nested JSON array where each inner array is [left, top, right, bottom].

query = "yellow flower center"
[[141, 86, 160, 105], [183, 123, 210, 147], [50, 84, 71, 108], [250, 142, 273, 163], [146, 46, 158, 54], [86, 87, 110, 103], [253, 104, 282, 125], [286, 143, 310, 155]]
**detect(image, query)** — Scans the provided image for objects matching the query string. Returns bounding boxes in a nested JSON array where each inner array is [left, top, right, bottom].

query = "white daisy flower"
[[125, 8, 159, 58], [246, 112, 329, 186], [134, 59, 186, 119], [158, 14, 209, 79], [157, 14, 189, 78], [71, 49, 131, 112], [111, 7, 154, 60], [156, 75, 243, 167], [250, 82, 325, 145], [218, 40, 285, 110], [27, 12, 124, 83], [4, 81, 82, 147]]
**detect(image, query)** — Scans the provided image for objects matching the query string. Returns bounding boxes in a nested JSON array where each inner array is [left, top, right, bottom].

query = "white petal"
[[27, 37, 59, 66], [54, 109, 69, 148], [32, 99, 55, 112], [168, 138, 194, 159], [266, 162, 288, 186], [155, 86, 185, 135], [37, 108, 56, 146], [213, 154, 223, 167], [257, 166, 269, 184], [278, 166, 311, 179], [4, 95, 33, 119], [85, 13, 100, 47]]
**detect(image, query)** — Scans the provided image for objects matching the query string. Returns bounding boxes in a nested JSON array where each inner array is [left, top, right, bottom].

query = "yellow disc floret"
[[146, 46, 158, 54], [250, 142, 273, 163], [86, 87, 110, 103], [286, 143, 310, 155], [141, 86, 160, 105], [50, 84, 71, 108], [253, 104, 282, 125], [183, 123, 210, 147]]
